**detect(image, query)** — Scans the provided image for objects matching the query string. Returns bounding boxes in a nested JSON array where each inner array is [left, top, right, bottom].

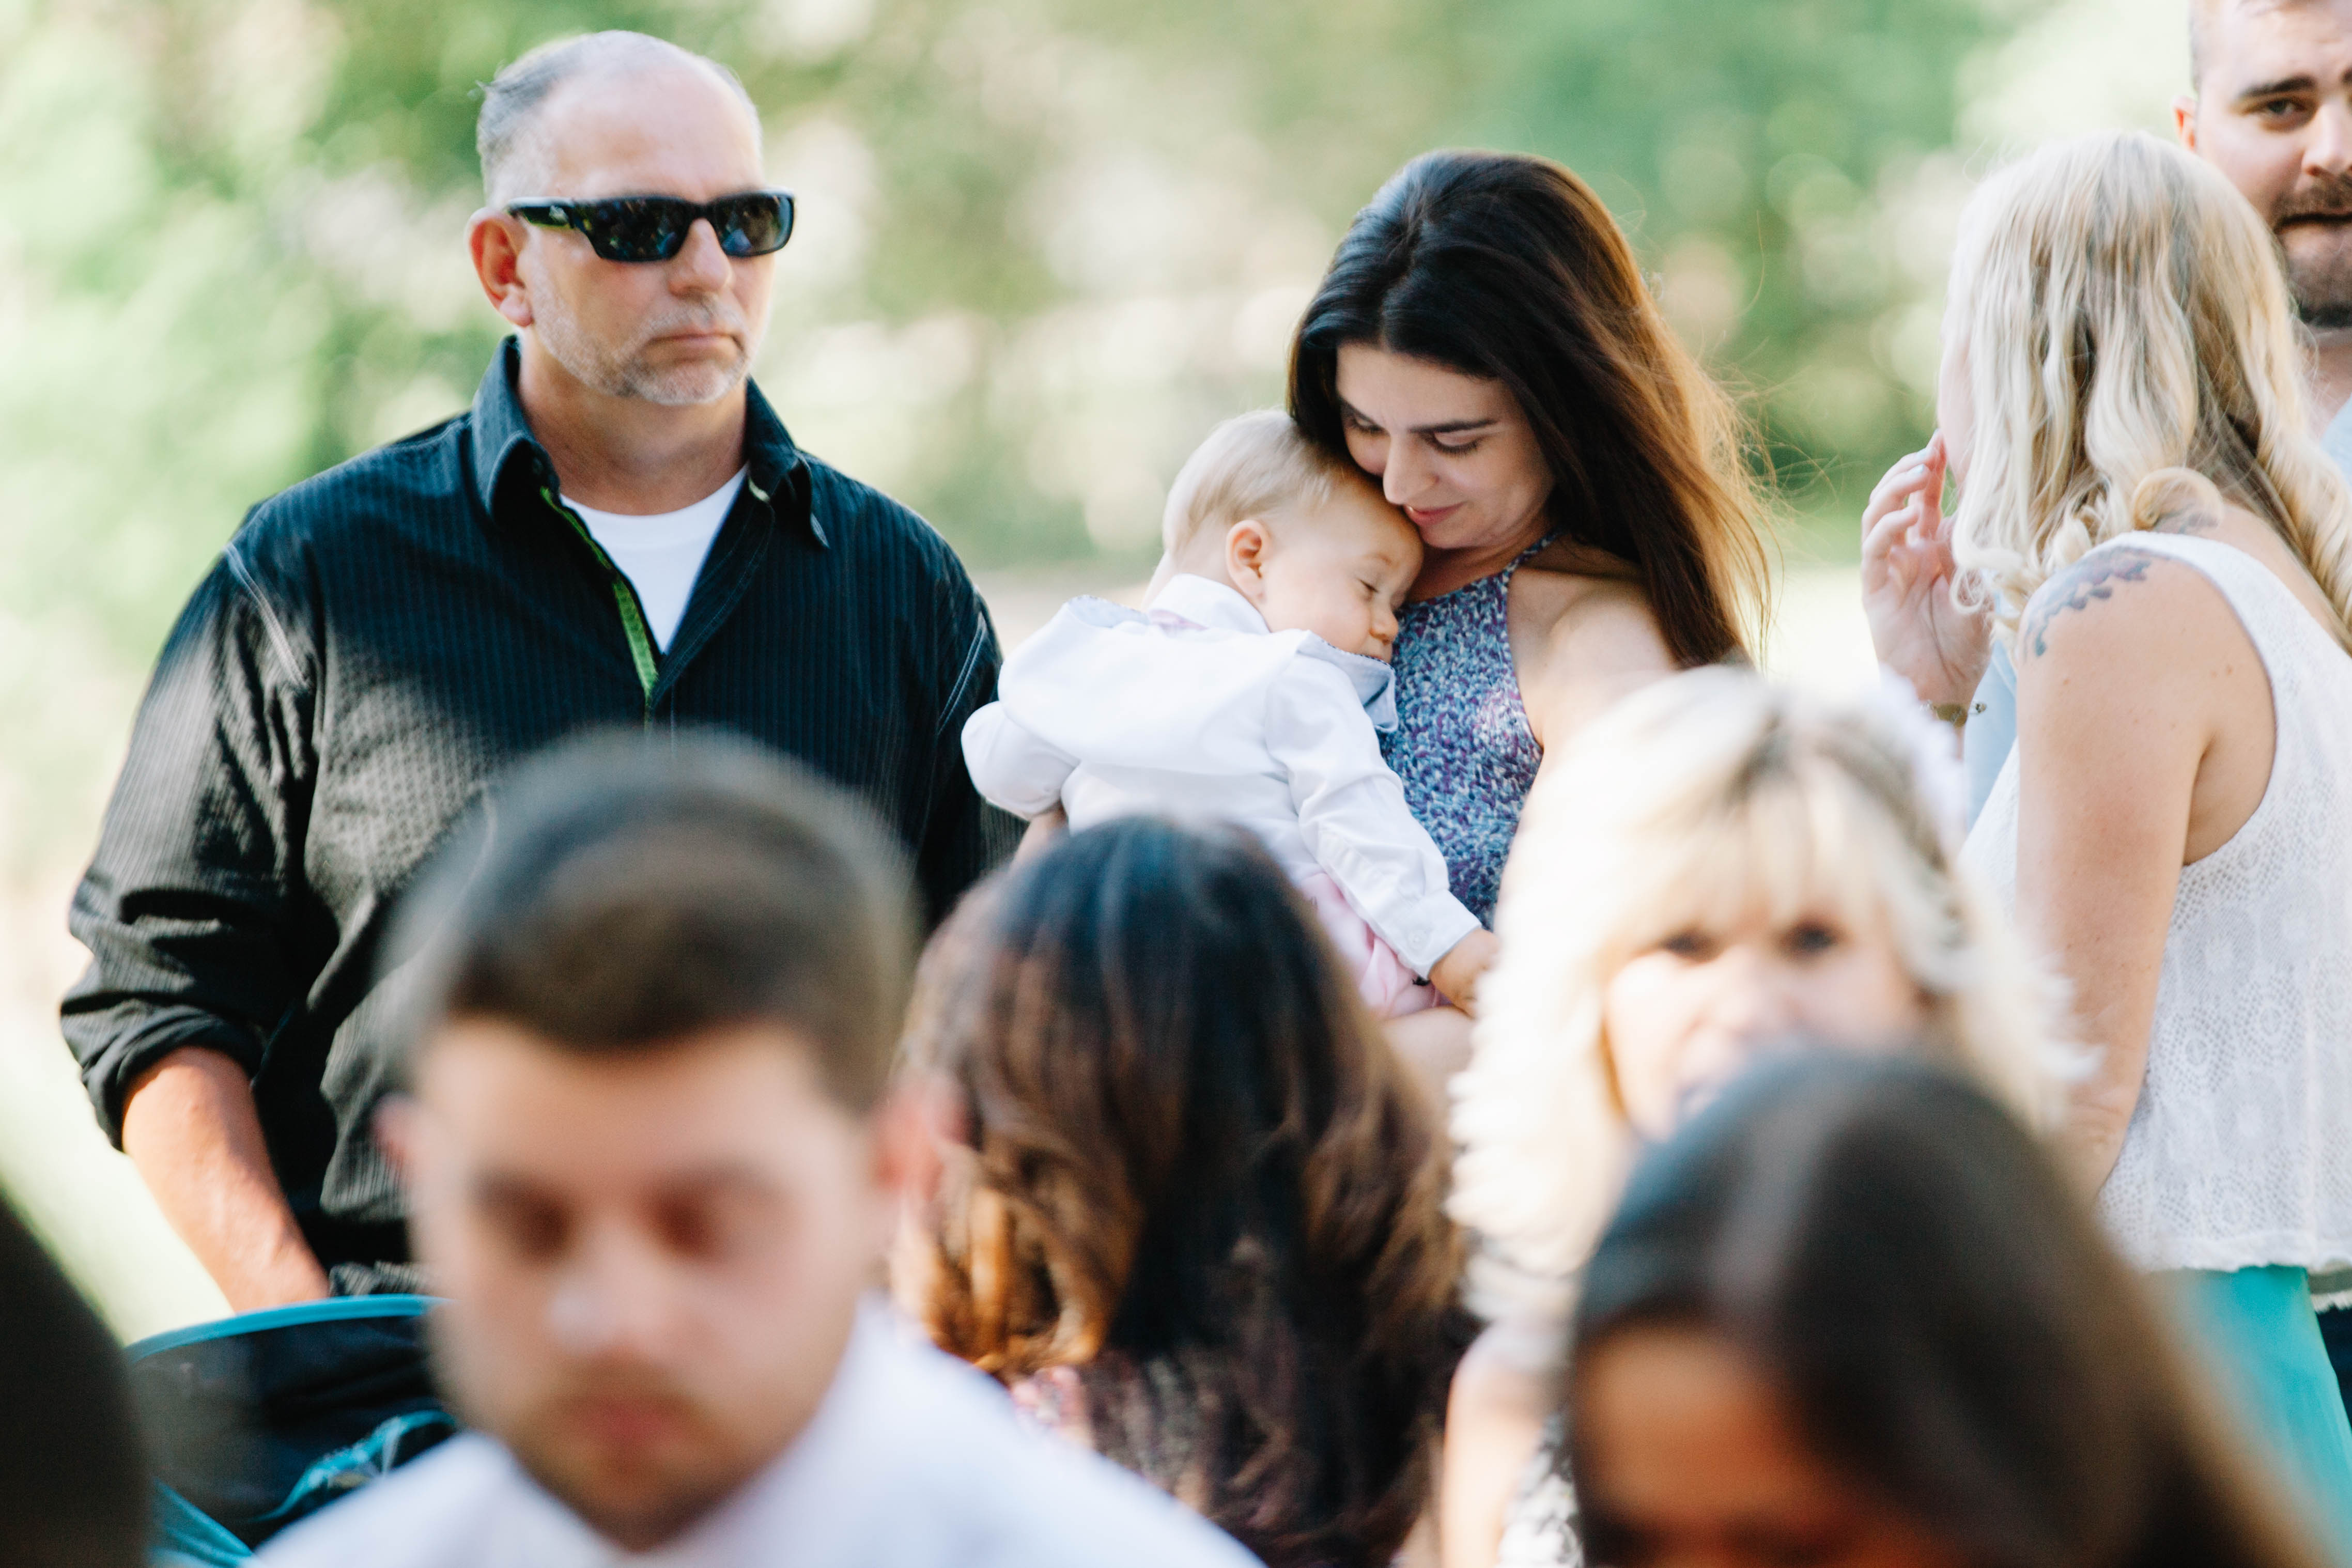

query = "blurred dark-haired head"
[[1288, 147, 1770, 667], [0, 1200, 147, 1568], [378, 732, 926, 1553], [898, 818, 1465, 1567], [1568, 1053, 2327, 1568]]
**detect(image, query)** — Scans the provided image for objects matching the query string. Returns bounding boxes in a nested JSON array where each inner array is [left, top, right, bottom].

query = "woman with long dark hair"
[[1289, 150, 1772, 948], [893, 818, 1467, 1567], [1569, 1053, 2331, 1568]]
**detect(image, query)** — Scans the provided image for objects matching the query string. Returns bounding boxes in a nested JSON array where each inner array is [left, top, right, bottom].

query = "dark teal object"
[[128, 1296, 453, 1564], [2164, 1267, 2352, 1566]]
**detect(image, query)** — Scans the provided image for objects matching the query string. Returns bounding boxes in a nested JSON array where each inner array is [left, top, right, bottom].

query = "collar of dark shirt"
[[466, 335, 828, 548]]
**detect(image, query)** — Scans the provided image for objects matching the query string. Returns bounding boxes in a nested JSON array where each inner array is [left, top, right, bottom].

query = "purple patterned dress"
[[1379, 535, 1555, 926]]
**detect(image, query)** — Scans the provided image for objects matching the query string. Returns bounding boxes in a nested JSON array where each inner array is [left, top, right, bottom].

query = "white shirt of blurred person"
[[1434, 669, 2062, 1568], [259, 736, 1259, 1568], [1864, 0, 2352, 821], [963, 411, 1496, 1021]]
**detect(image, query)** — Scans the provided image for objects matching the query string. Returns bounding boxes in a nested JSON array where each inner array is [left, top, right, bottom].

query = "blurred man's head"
[[379, 735, 921, 1552], [468, 33, 778, 405], [2181, 0, 2352, 328]]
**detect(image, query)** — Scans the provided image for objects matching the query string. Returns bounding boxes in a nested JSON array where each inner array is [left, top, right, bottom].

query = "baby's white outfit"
[[963, 573, 1481, 1013]]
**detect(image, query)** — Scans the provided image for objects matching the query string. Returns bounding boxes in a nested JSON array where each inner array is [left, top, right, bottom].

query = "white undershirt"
[[565, 468, 747, 651]]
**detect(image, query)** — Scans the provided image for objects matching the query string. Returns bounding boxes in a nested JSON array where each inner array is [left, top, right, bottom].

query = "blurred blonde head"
[[1448, 668, 2063, 1332], [1947, 130, 2352, 641]]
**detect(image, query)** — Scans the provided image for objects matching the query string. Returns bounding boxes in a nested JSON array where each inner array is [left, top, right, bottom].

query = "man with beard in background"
[[2183, 0, 2352, 457]]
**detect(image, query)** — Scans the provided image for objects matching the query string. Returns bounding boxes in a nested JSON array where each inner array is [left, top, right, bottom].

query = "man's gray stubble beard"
[[533, 296, 754, 408], [613, 343, 752, 406]]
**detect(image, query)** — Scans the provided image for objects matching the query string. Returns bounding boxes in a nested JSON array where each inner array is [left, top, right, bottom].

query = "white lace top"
[[1965, 533, 2352, 1273], [1496, 1417, 1583, 1567]]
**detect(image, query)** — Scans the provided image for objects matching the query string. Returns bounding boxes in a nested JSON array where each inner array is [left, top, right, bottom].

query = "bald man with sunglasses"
[[62, 32, 1015, 1310]]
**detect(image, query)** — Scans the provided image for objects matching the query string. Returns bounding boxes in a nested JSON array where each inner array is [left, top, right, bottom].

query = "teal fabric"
[[127, 1293, 438, 1360], [1962, 644, 2018, 829], [2164, 1266, 2352, 1563], [134, 1296, 446, 1562], [249, 1409, 458, 1533], [152, 1482, 251, 1564]]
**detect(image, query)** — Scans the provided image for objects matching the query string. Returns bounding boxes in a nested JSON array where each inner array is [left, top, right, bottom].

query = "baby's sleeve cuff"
[[1398, 897, 1484, 979]]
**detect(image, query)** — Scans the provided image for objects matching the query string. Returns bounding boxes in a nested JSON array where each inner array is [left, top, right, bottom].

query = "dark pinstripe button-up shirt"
[[62, 340, 1015, 1285]]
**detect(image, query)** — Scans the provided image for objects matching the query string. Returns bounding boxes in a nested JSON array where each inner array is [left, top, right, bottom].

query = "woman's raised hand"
[[1860, 432, 1989, 707]]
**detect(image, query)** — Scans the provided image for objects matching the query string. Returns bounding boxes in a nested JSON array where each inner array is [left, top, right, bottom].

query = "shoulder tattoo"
[[2150, 503, 2221, 536], [2021, 548, 2158, 659]]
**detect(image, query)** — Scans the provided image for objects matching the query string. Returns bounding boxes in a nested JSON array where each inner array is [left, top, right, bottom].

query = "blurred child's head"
[[1448, 668, 2065, 1330], [1163, 410, 1421, 660]]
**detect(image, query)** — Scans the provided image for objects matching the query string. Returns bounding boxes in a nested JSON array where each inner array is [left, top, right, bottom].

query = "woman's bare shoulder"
[[2015, 534, 2249, 677], [1512, 545, 1658, 639], [2009, 536, 2262, 816], [1511, 554, 1675, 747]]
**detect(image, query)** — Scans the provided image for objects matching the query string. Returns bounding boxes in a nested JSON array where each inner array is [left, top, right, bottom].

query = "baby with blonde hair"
[[964, 410, 1496, 1015], [1438, 666, 2062, 1568]]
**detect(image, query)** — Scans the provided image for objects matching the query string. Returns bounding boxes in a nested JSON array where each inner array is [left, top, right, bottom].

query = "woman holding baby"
[[973, 152, 1774, 1048], [1289, 149, 1774, 939], [948, 149, 1783, 1562]]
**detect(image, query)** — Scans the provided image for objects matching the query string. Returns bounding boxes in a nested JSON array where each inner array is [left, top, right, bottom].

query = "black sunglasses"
[[505, 190, 796, 262]]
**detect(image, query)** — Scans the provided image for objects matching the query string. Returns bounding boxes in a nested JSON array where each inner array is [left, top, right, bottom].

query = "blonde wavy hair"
[[1447, 669, 2065, 1335], [1947, 131, 2352, 639]]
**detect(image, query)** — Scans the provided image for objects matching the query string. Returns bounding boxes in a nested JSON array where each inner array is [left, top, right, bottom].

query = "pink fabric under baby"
[[1295, 870, 1438, 1019]]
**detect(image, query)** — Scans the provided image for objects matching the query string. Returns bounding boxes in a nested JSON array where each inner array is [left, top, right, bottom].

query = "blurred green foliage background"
[[0, 0, 2187, 856], [7, 0, 1976, 617], [0, 0, 2191, 1333], [0, 0, 2150, 653]]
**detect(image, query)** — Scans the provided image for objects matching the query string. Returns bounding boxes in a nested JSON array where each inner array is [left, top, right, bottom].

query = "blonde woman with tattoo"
[[1893, 131, 2352, 1551]]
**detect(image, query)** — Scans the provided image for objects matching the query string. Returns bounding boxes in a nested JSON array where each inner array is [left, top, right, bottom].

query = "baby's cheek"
[[1309, 600, 1365, 649]]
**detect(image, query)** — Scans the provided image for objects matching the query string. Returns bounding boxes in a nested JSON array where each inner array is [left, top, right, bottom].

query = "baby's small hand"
[[1013, 806, 1067, 862], [1428, 929, 1500, 1017]]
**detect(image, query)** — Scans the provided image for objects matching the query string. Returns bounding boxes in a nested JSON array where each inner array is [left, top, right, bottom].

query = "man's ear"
[[2175, 94, 2200, 152], [374, 1093, 421, 1185], [468, 210, 535, 329], [1225, 518, 1273, 597]]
